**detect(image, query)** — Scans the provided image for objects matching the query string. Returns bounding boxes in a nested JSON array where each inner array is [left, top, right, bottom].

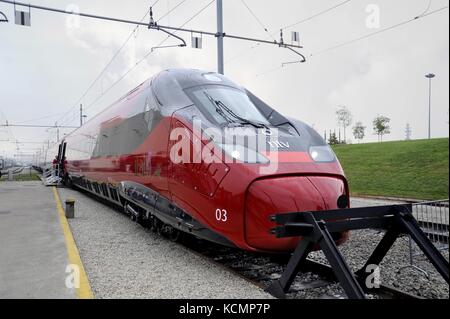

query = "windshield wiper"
[[203, 91, 269, 129], [215, 99, 269, 129], [203, 91, 233, 125]]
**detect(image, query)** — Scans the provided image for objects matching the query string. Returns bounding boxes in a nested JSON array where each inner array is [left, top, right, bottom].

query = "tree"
[[328, 133, 340, 145], [336, 106, 353, 143], [373, 115, 391, 142], [353, 122, 366, 143]]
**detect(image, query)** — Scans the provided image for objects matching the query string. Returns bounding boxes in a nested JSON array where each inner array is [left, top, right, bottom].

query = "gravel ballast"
[[58, 187, 271, 299]]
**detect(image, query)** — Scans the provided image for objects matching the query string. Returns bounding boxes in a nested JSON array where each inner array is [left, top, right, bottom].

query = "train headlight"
[[218, 144, 270, 164], [309, 145, 336, 163]]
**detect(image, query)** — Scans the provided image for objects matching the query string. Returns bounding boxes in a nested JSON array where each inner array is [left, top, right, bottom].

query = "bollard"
[[8, 170, 13, 181], [65, 198, 76, 219]]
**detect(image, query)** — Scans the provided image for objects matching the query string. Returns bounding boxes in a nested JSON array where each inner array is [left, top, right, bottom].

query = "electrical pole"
[[405, 123, 412, 141], [55, 122, 60, 142], [216, 0, 224, 75], [425, 73, 435, 140], [80, 104, 83, 127], [44, 140, 50, 164]]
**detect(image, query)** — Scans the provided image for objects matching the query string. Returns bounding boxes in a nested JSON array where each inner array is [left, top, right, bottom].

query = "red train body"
[[58, 69, 350, 252]]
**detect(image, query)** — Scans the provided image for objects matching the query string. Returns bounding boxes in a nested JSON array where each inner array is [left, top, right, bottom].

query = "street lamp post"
[[425, 73, 436, 140]]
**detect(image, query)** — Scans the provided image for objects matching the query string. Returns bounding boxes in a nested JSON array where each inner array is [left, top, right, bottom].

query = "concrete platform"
[[0, 181, 76, 299]]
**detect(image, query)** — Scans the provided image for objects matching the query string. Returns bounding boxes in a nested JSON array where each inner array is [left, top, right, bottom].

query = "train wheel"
[[168, 228, 181, 242], [152, 218, 163, 235], [162, 225, 180, 242]]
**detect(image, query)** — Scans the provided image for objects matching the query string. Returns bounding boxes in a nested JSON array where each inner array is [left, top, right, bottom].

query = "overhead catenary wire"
[[82, 0, 216, 115], [58, 0, 188, 127], [416, 0, 433, 18], [56, 0, 163, 127], [225, 0, 352, 65], [0, 0, 303, 76], [240, 0, 275, 41], [0, 0, 303, 49], [311, 5, 448, 57], [278, 0, 352, 32], [255, 5, 449, 77], [0, 124, 79, 129], [156, 0, 188, 23], [0, 0, 304, 126], [15, 112, 66, 125]]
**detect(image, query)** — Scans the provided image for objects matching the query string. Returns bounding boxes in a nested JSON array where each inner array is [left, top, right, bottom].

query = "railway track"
[[179, 235, 421, 299]]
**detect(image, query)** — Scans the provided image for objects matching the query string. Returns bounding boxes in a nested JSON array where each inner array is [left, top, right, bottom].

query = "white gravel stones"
[[307, 229, 449, 299]]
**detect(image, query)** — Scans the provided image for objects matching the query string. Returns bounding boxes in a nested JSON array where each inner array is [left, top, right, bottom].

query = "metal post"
[[428, 78, 432, 139], [65, 198, 75, 219], [216, 0, 224, 75], [426, 73, 435, 140]]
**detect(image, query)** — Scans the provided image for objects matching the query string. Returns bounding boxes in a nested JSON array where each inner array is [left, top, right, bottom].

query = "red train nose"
[[245, 175, 348, 252]]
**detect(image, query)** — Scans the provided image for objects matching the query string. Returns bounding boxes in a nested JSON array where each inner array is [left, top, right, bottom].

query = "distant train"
[[53, 69, 350, 252]]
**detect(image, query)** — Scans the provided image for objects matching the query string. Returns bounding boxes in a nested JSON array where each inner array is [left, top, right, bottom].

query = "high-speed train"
[[55, 69, 350, 253]]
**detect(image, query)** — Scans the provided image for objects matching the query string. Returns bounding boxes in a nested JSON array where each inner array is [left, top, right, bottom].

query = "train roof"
[[153, 69, 241, 91], [150, 69, 244, 110]]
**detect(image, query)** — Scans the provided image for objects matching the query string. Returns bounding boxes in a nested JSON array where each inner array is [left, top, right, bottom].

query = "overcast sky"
[[0, 0, 449, 159]]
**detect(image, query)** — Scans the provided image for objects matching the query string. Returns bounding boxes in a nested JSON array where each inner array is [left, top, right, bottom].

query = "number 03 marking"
[[215, 209, 228, 222]]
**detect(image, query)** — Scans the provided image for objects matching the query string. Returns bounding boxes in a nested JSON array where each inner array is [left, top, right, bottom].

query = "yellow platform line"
[[52, 187, 94, 299]]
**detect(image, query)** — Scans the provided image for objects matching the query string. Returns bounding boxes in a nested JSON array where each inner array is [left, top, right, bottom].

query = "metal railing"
[[0, 166, 25, 181], [400, 200, 449, 277], [42, 165, 62, 186]]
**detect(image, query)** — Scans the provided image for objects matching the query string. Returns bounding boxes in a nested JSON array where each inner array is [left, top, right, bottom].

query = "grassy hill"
[[333, 138, 449, 200]]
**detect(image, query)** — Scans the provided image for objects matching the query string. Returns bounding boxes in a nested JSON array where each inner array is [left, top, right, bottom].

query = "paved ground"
[[351, 197, 406, 207], [0, 181, 76, 299], [58, 187, 272, 299]]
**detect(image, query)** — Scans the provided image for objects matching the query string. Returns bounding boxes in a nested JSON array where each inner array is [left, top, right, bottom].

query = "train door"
[[168, 114, 229, 204], [140, 91, 170, 198], [57, 141, 67, 174]]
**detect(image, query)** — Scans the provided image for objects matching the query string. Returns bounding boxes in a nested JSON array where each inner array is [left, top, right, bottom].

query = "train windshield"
[[187, 86, 270, 127]]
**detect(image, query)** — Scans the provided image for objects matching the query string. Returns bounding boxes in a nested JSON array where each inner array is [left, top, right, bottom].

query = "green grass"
[[0, 172, 41, 182], [333, 138, 449, 200]]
